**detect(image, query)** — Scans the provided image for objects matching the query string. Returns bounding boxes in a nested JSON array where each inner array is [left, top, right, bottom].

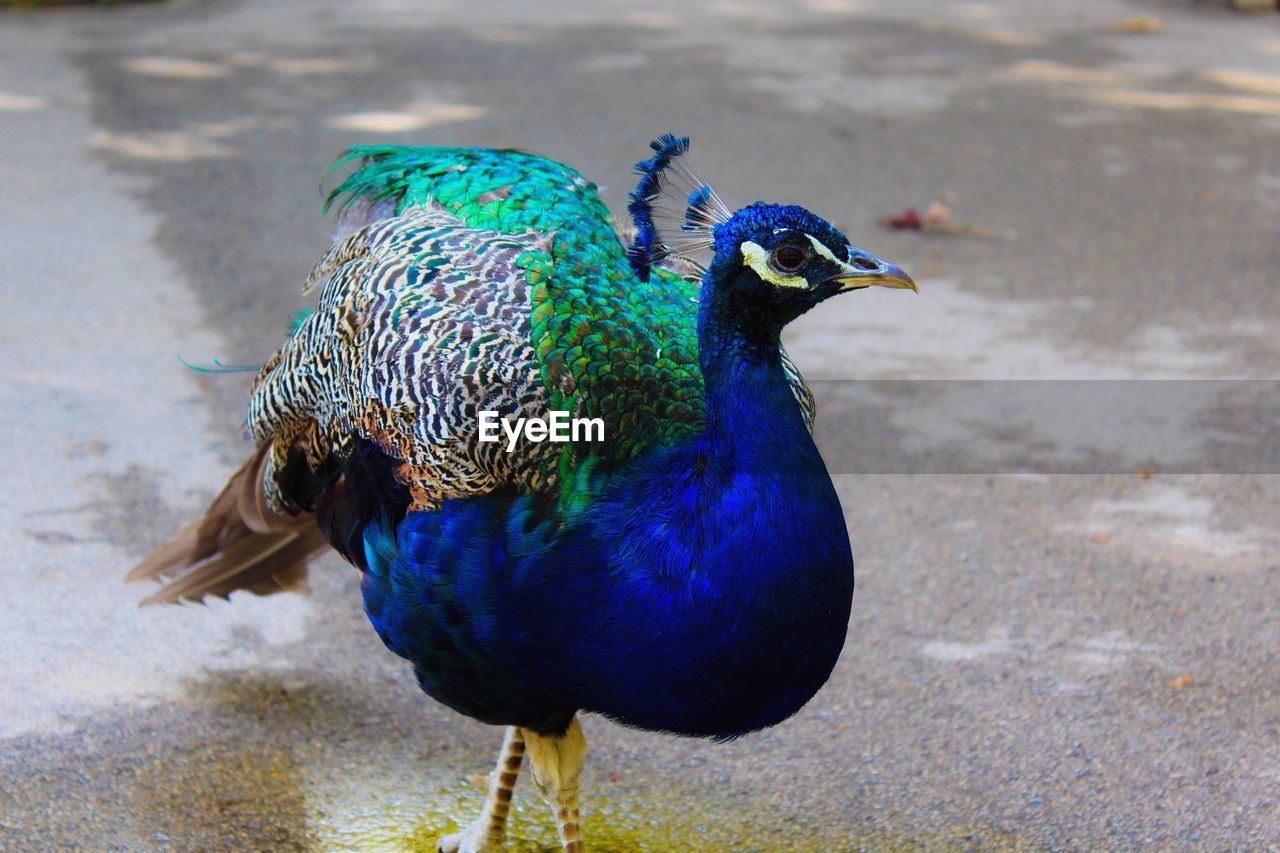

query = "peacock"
[[128, 134, 916, 852]]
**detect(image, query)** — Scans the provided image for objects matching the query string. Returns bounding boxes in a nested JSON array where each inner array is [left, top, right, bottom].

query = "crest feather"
[[625, 134, 730, 282]]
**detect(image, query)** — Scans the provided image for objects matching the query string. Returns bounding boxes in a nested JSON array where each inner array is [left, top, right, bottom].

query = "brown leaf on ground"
[[880, 196, 1012, 239], [880, 208, 922, 230], [1169, 675, 1194, 689]]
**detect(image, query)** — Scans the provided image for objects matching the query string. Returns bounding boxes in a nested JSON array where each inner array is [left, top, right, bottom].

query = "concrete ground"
[[2, 0, 1279, 849]]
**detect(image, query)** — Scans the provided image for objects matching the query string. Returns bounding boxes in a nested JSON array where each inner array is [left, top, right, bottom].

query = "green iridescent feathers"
[[325, 145, 707, 462], [244, 142, 814, 514]]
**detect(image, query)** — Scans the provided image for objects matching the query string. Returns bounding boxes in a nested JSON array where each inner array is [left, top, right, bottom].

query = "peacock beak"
[[833, 248, 918, 293]]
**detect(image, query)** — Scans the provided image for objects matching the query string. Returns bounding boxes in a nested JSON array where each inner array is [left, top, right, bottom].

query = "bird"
[[128, 133, 916, 852]]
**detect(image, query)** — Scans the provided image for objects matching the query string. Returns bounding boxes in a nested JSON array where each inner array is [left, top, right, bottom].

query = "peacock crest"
[[625, 134, 731, 283]]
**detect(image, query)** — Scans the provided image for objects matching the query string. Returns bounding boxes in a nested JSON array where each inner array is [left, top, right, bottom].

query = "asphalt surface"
[[2, 0, 1279, 849]]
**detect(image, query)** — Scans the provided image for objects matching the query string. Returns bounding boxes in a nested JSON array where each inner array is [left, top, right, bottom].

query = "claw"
[[436, 726, 525, 853]]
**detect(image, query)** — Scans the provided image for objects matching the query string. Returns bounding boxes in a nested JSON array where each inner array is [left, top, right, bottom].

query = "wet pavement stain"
[[313, 777, 838, 852], [351, 806, 1040, 853]]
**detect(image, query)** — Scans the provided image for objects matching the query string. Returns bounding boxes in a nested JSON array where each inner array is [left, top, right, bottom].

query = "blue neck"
[[696, 273, 823, 474]]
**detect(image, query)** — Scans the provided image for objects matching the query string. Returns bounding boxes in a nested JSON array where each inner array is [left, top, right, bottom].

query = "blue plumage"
[[355, 198, 916, 743], [359, 342, 854, 737]]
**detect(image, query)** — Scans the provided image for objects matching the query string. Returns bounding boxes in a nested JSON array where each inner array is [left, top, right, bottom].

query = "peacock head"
[[706, 201, 916, 327], [627, 134, 915, 335]]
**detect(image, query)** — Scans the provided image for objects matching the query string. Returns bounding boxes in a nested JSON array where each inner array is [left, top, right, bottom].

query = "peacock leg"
[[523, 716, 588, 853], [438, 726, 525, 853]]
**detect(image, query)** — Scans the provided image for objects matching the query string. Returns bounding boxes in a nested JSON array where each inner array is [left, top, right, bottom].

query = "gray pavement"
[[1, 0, 1279, 849]]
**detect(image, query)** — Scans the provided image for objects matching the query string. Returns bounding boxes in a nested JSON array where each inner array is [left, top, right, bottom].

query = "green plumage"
[[245, 145, 812, 514], [327, 146, 707, 466]]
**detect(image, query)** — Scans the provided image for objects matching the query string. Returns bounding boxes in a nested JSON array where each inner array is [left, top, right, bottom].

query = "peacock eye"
[[770, 244, 808, 273]]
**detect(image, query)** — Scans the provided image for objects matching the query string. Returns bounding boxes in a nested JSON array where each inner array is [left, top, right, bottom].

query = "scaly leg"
[[438, 726, 525, 853], [523, 716, 588, 853]]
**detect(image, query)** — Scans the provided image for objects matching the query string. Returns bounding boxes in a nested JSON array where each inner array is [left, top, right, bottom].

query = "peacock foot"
[[436, 812, 506, 853], [438, 726, 525, 853]]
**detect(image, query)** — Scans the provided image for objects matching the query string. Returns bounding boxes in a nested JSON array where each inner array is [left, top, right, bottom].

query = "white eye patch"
[[804, 234, 842, 263], [740, 240, 809, 289]]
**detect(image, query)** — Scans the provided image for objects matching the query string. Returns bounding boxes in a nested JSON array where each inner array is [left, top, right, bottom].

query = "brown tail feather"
[[127, 443, 331, 605]]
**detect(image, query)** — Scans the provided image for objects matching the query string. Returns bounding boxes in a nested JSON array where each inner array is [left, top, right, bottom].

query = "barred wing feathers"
[[249, 206, 563, 512]]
